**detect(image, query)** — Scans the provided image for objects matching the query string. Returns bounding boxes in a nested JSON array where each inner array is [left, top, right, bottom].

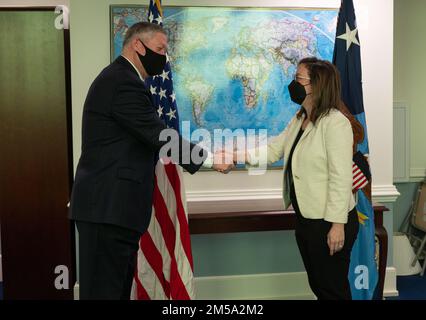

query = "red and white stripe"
[[131, 161, 195, 300], [352, 163, 368, 191]]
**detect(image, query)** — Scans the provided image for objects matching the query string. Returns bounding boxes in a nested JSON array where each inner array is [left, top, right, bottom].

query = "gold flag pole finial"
[[154, 0, 163, 17]]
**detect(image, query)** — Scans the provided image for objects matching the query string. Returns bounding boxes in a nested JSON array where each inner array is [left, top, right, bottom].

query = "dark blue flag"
[[333, 0, 378, 300], [145, 0, 180, 132]]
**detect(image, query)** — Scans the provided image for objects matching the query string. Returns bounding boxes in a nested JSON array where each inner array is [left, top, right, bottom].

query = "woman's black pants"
[[294, 204, 359, 300]]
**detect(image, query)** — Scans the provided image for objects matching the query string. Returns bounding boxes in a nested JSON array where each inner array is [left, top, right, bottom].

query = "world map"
[[111, 6, 338, 167]]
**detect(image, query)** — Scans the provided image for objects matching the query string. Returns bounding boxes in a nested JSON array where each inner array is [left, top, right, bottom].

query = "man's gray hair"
[[122, 22, 167, 48]]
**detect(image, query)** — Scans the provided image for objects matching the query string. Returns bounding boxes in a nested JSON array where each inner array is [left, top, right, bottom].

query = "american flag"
[[352, 151, 370, 192], [131, 0, 195, 300], [332, 0, 378, 299]]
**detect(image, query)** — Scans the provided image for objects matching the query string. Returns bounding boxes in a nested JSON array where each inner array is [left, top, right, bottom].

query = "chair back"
[[411, 180, 426, 233]]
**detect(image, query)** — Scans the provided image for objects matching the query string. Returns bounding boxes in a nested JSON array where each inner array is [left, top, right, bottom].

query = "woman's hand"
[[327, 223, 345, 256]]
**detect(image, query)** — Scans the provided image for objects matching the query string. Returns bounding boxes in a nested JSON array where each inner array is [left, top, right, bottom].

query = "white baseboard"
[[372, 185, 400, 203], [194, 272, 315, 300], [187, 189, 285, 214], [410, 168, 425, 180], [74, 283, 79, 300], [195, 268, 398, 300], [384, 267, 398, 297], [187, 184, 400, 213], [72, 267, 398, 300]]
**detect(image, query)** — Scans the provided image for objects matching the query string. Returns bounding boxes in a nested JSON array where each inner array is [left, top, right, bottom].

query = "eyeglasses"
[[293, 74, 311, 82]]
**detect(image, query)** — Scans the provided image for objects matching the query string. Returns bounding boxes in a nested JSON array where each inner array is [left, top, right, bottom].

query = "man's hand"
[[212, 150, 235, 174], [233, 149, 247, 165], [327, 223, 345, 256]]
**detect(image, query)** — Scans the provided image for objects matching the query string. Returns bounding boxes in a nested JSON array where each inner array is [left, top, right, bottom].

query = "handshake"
[[211, 149, 245, 174]]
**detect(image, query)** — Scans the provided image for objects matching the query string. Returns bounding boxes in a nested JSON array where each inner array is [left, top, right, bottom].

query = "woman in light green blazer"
[[234, 58, 359, 300]]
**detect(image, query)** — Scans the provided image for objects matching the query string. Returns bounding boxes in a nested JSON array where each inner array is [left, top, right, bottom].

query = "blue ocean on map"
[[112, 7, 338, 167]]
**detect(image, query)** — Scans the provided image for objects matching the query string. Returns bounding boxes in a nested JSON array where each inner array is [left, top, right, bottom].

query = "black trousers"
[[288, 178, 359, 300], [294, 205, 359, 300], [76, 221, 141, 300]]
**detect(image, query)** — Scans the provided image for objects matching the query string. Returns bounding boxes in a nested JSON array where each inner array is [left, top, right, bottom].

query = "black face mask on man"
[[288, 80, 310, 105], [137, 40, 166, 76]]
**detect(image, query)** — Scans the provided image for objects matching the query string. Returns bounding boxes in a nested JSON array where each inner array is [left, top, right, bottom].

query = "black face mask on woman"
[[288, 80, 310, 105], [137, 40, 166, 76]]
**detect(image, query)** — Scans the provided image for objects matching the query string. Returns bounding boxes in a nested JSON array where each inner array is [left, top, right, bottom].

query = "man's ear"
[[134, 38, 145, 56]]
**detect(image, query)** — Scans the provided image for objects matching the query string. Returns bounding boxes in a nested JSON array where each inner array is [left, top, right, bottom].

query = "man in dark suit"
[[69, 22, 233, 300]]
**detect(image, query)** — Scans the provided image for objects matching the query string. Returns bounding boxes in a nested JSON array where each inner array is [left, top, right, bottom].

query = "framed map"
[[110, 5, 338, 168]]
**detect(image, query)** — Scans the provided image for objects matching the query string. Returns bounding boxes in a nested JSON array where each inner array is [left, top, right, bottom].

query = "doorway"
[[0, 7, 74, 299]]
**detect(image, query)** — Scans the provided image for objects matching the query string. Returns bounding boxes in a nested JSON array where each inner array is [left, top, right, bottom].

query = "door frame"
[[0, 6, 75, 298]]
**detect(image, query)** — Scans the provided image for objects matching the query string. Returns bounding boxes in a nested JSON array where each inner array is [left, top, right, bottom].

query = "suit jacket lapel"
[[283, 113, 314, 164], [300, 120, 314, 141], [283, 115, 303, 163], [115, 55, 156, 105], [115, 55, 139, 77]]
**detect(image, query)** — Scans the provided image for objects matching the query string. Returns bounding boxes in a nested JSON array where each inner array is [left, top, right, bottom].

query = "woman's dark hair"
[[296, 57, 344, 124]]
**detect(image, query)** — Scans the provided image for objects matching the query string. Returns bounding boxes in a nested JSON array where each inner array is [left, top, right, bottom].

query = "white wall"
[[69, 0, 397, 214], [394, 0, 426, 180], [0, 0, 68, 6]]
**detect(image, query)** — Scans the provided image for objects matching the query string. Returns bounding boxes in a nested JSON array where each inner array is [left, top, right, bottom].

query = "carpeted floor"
[[386, 272, 426, 300]]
